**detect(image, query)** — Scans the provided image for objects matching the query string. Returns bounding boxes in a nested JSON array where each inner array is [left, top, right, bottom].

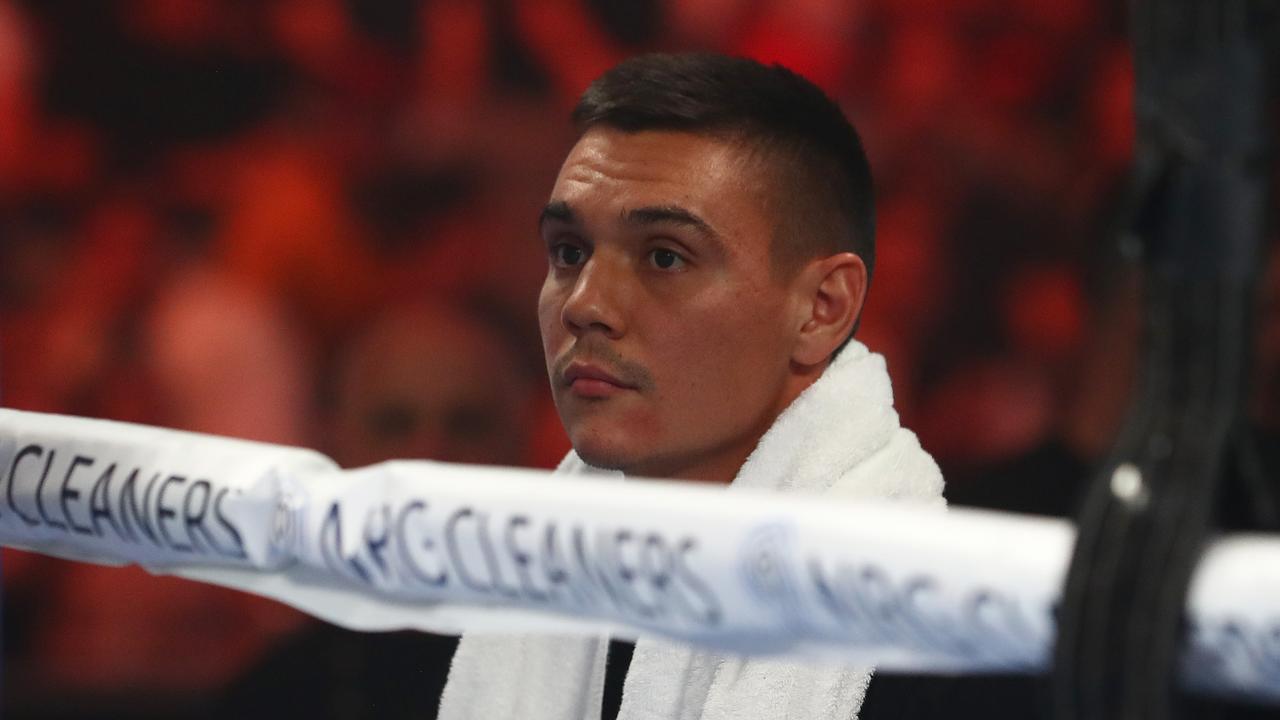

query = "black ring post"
[[1051, 1, 1275, 718]]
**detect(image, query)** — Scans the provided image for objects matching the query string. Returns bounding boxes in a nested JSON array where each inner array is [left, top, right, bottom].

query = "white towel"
[[439, 341, 944, 720]]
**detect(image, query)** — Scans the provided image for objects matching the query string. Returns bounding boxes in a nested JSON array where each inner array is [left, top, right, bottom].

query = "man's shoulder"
[[828, 428, 945, 506]]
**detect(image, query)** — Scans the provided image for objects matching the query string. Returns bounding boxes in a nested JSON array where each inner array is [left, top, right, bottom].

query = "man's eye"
[[649, 248, 686, 271], [550, 243, 586, 268]]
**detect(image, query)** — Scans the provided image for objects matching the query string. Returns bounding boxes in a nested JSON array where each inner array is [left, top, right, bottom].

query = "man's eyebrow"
[[624, 205, 719, 239], [539, 201, 575, 229]]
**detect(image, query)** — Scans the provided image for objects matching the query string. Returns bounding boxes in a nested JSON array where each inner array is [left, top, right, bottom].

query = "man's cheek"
[[537, 290, 567, 350], [623, 397, 666, 446]]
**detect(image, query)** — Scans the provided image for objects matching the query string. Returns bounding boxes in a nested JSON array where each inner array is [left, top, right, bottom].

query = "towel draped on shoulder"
[[439, 341, 944, 720]]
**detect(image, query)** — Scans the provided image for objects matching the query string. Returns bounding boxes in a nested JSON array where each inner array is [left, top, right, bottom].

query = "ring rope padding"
[[0, 408, 1277, 704]]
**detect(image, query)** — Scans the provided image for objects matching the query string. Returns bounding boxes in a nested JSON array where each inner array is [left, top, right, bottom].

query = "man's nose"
[[561, 256, 626, 338]]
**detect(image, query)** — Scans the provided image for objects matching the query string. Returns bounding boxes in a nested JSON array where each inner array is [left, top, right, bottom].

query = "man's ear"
[[792, 252, 868, 367]]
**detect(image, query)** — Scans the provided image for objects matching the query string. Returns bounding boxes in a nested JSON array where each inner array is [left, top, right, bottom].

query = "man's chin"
[[571, 440, 689, 480], [566, 427, 656, 473], [571, 442, 635, 473], [562, 417, 647, 472]]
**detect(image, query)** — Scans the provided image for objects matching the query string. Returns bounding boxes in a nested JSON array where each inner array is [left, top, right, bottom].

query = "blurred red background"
[[0, 0, 1275, 718]]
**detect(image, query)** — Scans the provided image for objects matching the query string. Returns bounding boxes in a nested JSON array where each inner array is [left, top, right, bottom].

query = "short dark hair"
[[572, 53, 875, 290]]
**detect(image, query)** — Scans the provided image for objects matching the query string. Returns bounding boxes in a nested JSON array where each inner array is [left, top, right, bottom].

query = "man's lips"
[[562, 361, 636, 398]]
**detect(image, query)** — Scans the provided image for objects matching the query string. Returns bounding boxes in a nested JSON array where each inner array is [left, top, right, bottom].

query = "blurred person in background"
[[936, 253, 1134, 502], [915, 257, 1101, 504], [216, 299, 536, 720], [328, 299, 535, 468], [0, 0, 36, 194], [4, 228, 321, 713], [145, 258, 317, 448]]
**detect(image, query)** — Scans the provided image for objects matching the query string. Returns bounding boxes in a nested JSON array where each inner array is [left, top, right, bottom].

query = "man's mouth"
[[561, 361, 636, 398]]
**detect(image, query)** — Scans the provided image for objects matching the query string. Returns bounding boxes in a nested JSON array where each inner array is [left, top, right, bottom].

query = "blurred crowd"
[[0, 0, 1275, 718]]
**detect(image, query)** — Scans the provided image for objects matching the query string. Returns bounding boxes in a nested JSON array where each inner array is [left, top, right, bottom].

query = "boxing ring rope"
[[0, 408, 1276, 705]]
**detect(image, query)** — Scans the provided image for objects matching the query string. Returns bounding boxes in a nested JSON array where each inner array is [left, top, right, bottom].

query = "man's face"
[[537, 127, 803, 482]]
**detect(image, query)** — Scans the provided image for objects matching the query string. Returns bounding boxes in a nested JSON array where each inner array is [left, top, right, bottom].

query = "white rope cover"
[[0, 408, 1276, 703]]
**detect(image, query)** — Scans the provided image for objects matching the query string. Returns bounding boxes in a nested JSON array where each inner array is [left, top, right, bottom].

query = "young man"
[[441, 53, 943, 720]]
